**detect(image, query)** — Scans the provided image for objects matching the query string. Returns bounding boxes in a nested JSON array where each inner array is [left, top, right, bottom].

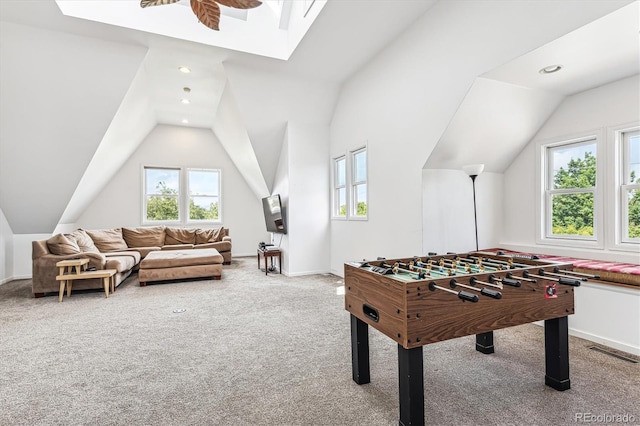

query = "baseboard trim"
[[532, 322, 639, 356], [0, 275, 30, 286]]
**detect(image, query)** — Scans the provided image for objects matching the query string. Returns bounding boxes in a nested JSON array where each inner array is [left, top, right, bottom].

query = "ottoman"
[[138, 249, 223, 286]]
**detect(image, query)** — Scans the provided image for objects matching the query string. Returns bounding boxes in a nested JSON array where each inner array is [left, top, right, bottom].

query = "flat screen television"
[[262, 194, 286, 234]]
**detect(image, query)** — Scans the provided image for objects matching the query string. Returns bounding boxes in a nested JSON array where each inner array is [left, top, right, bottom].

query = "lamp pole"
[[471, 174, 479, 252]]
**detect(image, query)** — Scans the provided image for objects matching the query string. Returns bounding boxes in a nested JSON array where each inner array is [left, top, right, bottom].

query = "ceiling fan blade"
[[140, 0, 180, 8], [215, 0, 262, 10], [191, 0, 221, 31]]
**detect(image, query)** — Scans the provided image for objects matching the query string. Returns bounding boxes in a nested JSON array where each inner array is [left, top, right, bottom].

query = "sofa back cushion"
[[122, 226, 165, 248], [165, 228, 196, 245], [86, 228, 128, 252], [69, 229, 100, 253], [46, 233, 81, 255], [195, 228, 226, 244]]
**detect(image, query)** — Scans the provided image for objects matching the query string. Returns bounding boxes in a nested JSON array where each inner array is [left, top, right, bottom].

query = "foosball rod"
[[541, 270, 587, 281], [417, 259, 497, 274], [553, 267, 600, 279], [506, 271, 537, 283], [455, 257, 504, 271], [382, 263, 427, 280], [449, 278, 502, 299], [522, 270, 581, 286], [467, 255, 530, 269], [428, 281, 478, 303], [488, 274, 521, 287], [401, 262, 453, 277], [469, 276, 503, 289]]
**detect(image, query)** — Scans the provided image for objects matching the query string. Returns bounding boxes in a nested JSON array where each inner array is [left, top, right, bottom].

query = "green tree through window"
[[551, 151, 595, 236], [146, 181, 179, 221]]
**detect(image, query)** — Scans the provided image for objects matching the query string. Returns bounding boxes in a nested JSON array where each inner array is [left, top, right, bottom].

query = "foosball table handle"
[[558, 277, 581, 287], [480, 288, 502, 299], [458, 291, 479, 303]]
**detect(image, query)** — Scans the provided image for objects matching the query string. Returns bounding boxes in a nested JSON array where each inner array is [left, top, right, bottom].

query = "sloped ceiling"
[[0, 21, 146, 234], [425, 1, 639, 172]]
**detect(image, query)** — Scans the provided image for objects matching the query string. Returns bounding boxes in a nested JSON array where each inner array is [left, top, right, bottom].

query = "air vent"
[[588, 346, 638, 363]]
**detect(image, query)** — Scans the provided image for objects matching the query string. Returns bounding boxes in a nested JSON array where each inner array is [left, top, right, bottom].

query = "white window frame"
[[536, 133, 603, 249], [331, 144, 368, 221], [617, 126, 640, 246], [350, 146, 368, 220], [186, 168, 222, 225], [142, 166, 222, 226], [142, 166, 181, 225], [332, 156, 346, 219]]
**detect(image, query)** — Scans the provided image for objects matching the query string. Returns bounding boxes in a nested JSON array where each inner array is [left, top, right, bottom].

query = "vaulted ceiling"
[[0, 0, 636, 234]]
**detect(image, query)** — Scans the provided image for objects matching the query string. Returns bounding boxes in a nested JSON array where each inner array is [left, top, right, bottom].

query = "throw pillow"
[[165, 228, 196, 245], [122, 226, 165, 247], [85, 228, 128, 252], [69, 229, 100, 253], [47, 233, 81, 255], [195, 228, 224, 244]]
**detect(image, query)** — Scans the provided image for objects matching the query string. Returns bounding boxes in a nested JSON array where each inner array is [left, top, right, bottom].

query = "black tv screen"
[[262, 194, 286, 234]]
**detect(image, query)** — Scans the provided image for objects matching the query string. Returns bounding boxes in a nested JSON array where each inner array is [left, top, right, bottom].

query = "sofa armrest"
[[222, 236, 231, 242], [36, 252, 107, 269]]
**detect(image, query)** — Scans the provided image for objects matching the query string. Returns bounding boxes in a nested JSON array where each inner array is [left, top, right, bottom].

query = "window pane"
[[628, 189, 640, 239], [336, 187, 346, 216], [146, 169, 179, 195], [354, 150, 366, 182], [354, 183, 367, 216], [550, 142, 596, 189], [189, 170, 218, 195], [336, 158, 346, 186], [146, 195, 179, 221], [627, 134, 640, 185], [551, 192, 594, 236], [189, 196, 219, 220]]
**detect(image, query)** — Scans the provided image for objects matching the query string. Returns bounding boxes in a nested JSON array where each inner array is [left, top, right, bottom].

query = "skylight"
[[54, 0, 326, 60]]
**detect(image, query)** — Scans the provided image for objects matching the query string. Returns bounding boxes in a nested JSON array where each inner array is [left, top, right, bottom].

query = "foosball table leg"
[[350, 314, 370, 384], [475, 331, 495, 354], [398, 345, 424, 426], [544, 316, 571, 391]]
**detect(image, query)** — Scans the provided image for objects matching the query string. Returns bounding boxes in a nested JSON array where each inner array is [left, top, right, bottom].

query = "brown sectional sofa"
[[32, 226, 231, 297]]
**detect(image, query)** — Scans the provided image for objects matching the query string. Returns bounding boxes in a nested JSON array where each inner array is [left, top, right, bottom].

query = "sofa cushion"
[[165, 228, 196, 245], [123, 226, 165, 248], [195, 227, 225, 244], [86, 228, 128, 252], [104, 251, 141, 273], [46, 233, 81, 256], [162, 244, 194, 250], [196, 241, 231, 252], [69, 229, 100, 253]]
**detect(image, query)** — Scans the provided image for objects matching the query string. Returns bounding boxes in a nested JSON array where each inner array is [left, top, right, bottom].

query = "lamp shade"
[[462, 164, 485, 177]]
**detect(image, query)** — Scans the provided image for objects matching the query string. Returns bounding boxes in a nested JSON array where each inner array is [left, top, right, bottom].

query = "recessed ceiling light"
[[539, 64, 563, 74], [182, 119, 189, 124], [181, 99, 190, 104], [178, 66, 191, 74]]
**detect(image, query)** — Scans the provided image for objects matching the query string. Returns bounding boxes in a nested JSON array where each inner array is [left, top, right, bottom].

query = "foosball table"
[[344, 252, 590, 426]]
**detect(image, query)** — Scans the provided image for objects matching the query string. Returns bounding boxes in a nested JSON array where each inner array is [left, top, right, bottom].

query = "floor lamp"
[[463, 164, 493, 354], [462, 164, 484, 252]]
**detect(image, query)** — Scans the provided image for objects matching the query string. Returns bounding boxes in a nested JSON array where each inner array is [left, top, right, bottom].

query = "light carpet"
[[0, 257, 638, 426]]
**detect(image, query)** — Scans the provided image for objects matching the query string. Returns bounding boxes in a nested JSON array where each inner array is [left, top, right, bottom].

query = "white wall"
[[0, 207, 13, 284], [76, 124, 265, 257], [328, 0, 627, 276], [271, 128, 290, 272], [570, 283, 640, 355], [503, 75, 640, 355], [422, 170, 503, 255], [287, 122, 331, 276], [502, 75, 640, 263]]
